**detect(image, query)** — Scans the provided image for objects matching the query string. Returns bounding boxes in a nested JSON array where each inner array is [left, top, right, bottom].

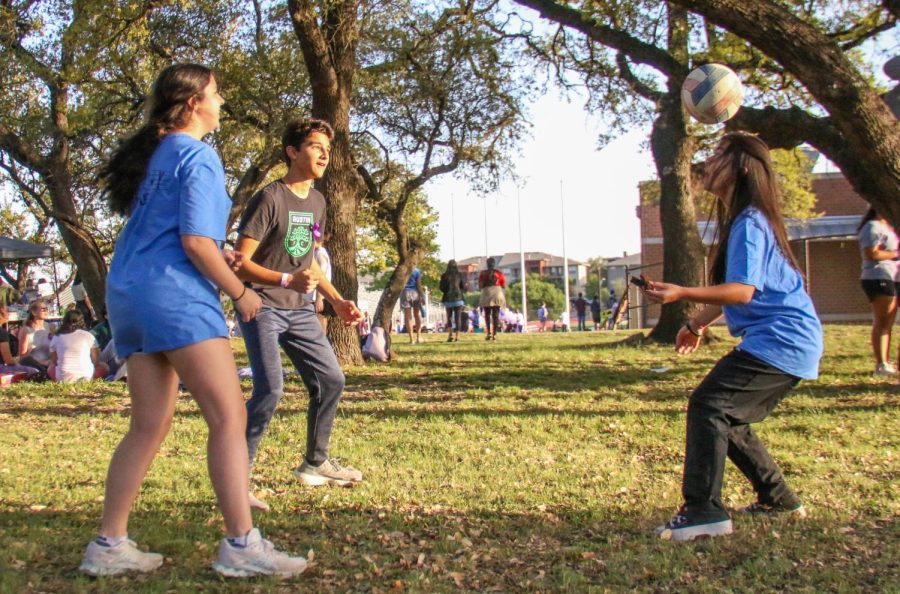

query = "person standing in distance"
[[644, 133, 822, 542], [81, 63, 307, 578], [401, 267, 425, 344], [235, 119, 364, 503], [856, 208, 900, 375]]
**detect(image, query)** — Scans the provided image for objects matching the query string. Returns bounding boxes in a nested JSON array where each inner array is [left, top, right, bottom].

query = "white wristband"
[[280, 272, 290, 288]]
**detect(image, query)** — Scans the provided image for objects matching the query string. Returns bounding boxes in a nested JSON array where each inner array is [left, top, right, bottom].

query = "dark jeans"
[[484, 306, 500, 335], [445, 306, 463, 332], [682, 349, 801, 520], [577, 313, 586, 331], [239, 305, 346, 467]]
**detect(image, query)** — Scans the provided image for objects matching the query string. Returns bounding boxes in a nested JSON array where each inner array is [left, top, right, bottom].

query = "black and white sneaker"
[[656, 510, 733, 542]]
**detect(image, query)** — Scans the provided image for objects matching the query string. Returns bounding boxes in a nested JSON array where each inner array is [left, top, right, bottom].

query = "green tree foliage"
[[349, 1, 530, 329], [505, 0, 893, 341], [506, 274, 565, 317]]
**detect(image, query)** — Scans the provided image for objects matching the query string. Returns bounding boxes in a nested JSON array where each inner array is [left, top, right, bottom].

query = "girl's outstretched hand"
[[643, 281, 684, 304]]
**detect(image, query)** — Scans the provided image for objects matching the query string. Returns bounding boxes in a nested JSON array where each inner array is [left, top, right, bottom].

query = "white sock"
[[96, 534, 127, 547]]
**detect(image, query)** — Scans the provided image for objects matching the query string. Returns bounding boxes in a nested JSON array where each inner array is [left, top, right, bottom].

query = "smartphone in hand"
[[629, 275, 648, 289]]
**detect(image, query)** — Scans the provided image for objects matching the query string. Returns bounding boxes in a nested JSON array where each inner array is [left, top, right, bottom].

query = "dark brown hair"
[[281, 118, 334, 164], [857, 207, 880, 232], [57, 309, 86, 335], [709, 133, 801, 285], [99, 64, 214, 216]]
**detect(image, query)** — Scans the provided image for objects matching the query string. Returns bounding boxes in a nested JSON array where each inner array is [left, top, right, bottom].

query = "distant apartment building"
[[456, 252, 588, 292], [638, 172, 871, 327]]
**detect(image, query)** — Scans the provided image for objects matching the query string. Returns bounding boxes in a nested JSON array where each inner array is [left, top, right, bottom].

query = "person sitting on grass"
[[48, 310, 109, 382], [0, 303, 39, 380], [643, 133, 822, 542], [17, 299, 53, 378]]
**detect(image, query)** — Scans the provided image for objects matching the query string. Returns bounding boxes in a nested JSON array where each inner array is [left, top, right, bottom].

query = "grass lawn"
[[0, 324, 897, 592]]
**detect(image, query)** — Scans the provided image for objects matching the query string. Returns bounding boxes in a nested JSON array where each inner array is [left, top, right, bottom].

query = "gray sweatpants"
[[239, 304, 346, 467]]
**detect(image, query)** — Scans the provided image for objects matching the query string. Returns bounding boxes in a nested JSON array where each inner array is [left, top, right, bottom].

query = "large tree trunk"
[[48, 83, 108, 311], [670, 0, 900, 224], [47, 170, 108, 310], [372, 260, 419, 330], [371, 211, 424, 330], [648, 6, 704, 342], [319, 117, 364, 364], [289, 0, 364, 365]]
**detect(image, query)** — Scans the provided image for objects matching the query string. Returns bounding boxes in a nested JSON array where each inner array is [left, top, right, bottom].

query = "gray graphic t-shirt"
[[859, 219, 898, 281], [238, 180, 327, 309]]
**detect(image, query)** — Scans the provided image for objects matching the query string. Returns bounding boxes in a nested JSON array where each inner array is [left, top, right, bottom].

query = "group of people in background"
[[0, 297, 111, 383]]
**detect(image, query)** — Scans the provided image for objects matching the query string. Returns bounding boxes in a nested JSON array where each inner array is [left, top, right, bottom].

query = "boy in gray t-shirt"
[[235, 119, 363, 508]]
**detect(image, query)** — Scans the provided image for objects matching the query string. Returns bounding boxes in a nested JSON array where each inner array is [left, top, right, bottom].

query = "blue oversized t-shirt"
[[723, 207, 823, 380], [405, 268, 421, 291], [107, 133, 231, 357]]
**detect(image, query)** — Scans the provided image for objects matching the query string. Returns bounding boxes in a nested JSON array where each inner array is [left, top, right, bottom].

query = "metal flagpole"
[[450, 193, 457, 260], [517, 184, 528, 332], [560, 180, 570, 332], [483, 196, 489, 261]]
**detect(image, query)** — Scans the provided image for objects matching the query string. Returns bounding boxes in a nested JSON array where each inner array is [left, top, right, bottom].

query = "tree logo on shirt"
[[285, 211, 314, 258]]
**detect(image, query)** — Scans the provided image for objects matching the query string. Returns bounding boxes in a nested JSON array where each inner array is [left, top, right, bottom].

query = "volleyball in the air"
[[681, 64, 744, 124]]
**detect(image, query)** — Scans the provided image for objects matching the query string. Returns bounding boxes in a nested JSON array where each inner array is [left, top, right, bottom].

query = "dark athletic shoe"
[[656, 510, 733, 542], [736, 501, 808, 518]]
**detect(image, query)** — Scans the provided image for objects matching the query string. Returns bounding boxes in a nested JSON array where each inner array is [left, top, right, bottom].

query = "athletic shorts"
[[861, 279, 900, 301], [400, 288, 420, 309]]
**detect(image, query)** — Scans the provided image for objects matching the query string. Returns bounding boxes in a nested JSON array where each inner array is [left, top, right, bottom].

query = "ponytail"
[[99, 63, 213, 216], [857, 207, 879, 233]]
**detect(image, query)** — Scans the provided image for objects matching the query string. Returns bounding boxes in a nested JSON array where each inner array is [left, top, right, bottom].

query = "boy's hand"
[[333, 299, 363, 326], [287, 269, 319, 294]]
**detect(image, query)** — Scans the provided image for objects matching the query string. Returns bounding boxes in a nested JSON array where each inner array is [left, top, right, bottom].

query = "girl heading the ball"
[[643, 133, 823, 542]]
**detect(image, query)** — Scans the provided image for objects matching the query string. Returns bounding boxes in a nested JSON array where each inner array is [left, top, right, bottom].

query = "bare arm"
[[17, 327, 31, 357], [690, 305, 724, 332], [644, 281, 755, 306], [311, 259, 363, 325], [234, 235, 319, 294], [863, 246, 899, 261], [0, 341, 16, 365], [181, 235, 261, 322]]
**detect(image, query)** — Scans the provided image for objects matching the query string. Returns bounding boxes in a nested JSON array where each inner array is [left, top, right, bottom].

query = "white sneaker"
[[656, 511, 733, 542], [212, 528, 307, 578], [294, 458, 363, 487], [79, 538, 163, 576], [248, 491, 270, 512], [874, 363, 897, 376]]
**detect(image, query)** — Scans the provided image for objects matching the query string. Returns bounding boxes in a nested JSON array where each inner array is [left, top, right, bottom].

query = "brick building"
[[456, 253, 588, 292], [637, 172, 871, 327]]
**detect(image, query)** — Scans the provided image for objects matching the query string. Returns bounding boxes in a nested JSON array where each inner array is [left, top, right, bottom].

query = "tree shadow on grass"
[[0, 500, 896, 593]]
